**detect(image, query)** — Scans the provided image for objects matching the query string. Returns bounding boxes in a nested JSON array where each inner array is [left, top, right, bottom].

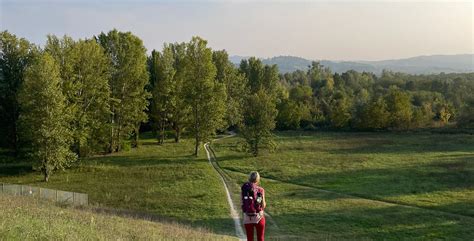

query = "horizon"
[[1, 0, 473, 61]]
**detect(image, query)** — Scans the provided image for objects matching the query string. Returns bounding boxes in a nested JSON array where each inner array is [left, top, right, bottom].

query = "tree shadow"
[[267, 205, 474, 240], [0, 163, 34, 177], [82, 155, 208, 167], [277, 156, 473, 216]]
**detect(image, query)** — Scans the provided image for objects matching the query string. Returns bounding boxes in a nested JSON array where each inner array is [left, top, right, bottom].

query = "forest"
[[1, 29, 473, 181]]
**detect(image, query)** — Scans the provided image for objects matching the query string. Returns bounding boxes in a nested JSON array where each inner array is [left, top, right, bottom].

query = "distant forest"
[[1, 30, 473, 180]]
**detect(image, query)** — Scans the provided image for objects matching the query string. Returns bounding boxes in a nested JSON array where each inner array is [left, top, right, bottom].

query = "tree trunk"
[[174, 126, 180, 143], [108, 110, 115, 153], [135, 126, 140, 148], [131, 126, 139, 148], [13, 120, 18, 157], [194, 135, 199, 156], [43, 164, 49, 182], [159, 122, 165, 145]]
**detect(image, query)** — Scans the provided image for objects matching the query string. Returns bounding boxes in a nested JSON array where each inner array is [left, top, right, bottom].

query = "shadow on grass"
[[84, 155, 208, 167], [86, 206, 236, 237], [268, 204, 474, 240], [0, 163, 34, 177], [271, 156, 473, 216]]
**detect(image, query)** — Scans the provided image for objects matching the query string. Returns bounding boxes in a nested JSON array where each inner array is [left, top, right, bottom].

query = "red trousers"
[[244, 217, 265, 241]]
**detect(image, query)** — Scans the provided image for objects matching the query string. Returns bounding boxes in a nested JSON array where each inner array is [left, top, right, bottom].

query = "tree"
[[98, 30, 150, 152], [241, 90, 278, 156], [148, 46, 175, 144], [184, 37, 226, 156], [45, 37, 111, 156], [18, 53, 77, 182], [212, 50, 247, 128], [357, 97, 390, 129], [457, 97, 474, 128], [385, 87, 413, 130], [0, 31, 37, 153], [239, 58, 279, 155], [329, 91, 352, 128], [169, 42, 189, 142]]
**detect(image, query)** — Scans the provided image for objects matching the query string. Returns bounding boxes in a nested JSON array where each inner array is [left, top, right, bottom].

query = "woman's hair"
[[248, 171, 260, 184]]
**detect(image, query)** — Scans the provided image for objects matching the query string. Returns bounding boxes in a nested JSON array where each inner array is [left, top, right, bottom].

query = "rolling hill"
[[230, 54, 474, 74]]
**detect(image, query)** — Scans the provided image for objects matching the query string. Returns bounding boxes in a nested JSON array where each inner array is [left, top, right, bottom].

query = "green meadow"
[[212, 131, 474, 239], [1, 131, 473, 240], [0, 133, 235, 236]]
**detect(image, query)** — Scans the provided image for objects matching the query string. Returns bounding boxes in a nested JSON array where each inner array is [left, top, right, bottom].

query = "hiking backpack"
[[241, 182, 263, 214]]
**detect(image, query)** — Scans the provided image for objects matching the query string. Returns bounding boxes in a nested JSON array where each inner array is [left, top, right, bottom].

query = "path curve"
[[204, 141, 246, 240]]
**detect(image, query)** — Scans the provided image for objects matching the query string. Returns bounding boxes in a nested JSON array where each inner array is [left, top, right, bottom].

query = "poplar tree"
[[212, 50, 247, 128], [149, 46, 175, 144], [18, 53, 76, 182], [169, 42, 190, 143], [46, 36, 111, 156], [184, 37, 226, 156], [98, 30, 150, 152], [0, 31, 37, 153], [239, 57, 279, 156], [241, 89, 277, 156]]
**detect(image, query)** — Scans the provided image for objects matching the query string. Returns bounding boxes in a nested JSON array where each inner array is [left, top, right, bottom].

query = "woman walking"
[[241, 171, 266, 241]]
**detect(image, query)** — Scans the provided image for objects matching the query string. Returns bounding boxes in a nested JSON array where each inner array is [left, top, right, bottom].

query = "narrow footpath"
[[204, 140, 246, 240]]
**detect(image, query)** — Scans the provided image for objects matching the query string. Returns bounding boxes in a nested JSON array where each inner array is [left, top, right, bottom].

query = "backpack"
[[241, 182, 263, 214]]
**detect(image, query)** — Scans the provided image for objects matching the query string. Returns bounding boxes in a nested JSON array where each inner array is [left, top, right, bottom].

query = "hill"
[[230, 54, 474, 74], [0, 195, 235, 240]]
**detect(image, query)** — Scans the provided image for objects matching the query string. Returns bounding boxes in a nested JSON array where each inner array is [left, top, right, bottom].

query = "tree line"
[[278, 63, 473, 131], [1, 30, 473, 181]]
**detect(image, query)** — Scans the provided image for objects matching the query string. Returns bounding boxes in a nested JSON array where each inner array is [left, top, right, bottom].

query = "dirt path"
[[204, 141, 246, 240]]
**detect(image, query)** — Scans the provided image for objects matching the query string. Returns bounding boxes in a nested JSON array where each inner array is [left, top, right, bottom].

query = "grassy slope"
[[0, 194, 235, 240], [212, 131, 474, 240], [0, 133, 235, 236]]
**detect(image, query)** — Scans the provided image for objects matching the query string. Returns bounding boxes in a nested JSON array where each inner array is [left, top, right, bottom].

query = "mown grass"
[[212, 131, 474, 240], [0, 194, 236, 240], [0, 133, 235, 236]]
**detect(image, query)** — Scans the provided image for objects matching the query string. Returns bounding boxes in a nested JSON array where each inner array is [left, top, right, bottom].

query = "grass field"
[[2, 131, 473, 240], [212, 131, 474, 240], [0, 132, 235, 236], [0, 194, 235, 240]]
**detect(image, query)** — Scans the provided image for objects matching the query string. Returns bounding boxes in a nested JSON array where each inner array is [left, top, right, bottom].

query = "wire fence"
[[1, 183, 88, 206]]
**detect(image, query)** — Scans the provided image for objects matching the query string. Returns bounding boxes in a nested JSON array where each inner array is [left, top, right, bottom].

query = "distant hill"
[[230, 54, 474, 74]]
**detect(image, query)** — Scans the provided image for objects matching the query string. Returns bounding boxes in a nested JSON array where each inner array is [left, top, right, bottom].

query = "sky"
[[1, 0, 473, 61]]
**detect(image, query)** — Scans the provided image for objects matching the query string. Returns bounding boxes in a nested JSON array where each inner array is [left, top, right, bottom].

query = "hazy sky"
[[1, 0, 473, 61]]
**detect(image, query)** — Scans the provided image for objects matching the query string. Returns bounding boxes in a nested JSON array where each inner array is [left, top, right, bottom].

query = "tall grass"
[[0, 194, 236, 240]]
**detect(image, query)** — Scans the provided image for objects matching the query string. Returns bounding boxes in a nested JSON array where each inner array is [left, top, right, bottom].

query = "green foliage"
[[385, 87, 413, 129], [212, 50, 247, 128], [329, 91, 352, 128], [148, 46, 176, 144], [18, 53, 77, 182], [168, 42, 190, 142], [241, 90, 278, 156], [239, 57, 280, 155], [98, 29, 150, 152], [457, 97, 474, 128], [45, 36, 111, 156], [184, 37, 227, 155], [357, 97, 390, 129], [0, 31, 38, 151]]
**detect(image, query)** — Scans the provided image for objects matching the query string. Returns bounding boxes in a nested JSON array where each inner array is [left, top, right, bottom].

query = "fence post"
[[73, 192, 75, 205], [2, 183, 3, 193], [39, 187, 41, 199], [56, 190, 58, 202]]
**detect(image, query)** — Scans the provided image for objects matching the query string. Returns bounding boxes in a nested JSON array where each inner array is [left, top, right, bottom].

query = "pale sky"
[[1, 0, 473, 61]]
